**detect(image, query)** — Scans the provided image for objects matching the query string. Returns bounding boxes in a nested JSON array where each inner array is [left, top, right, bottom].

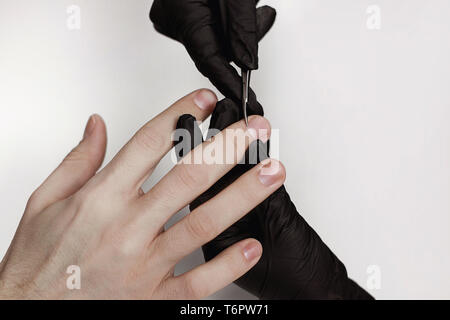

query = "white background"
[[1, 0, 450, 299]]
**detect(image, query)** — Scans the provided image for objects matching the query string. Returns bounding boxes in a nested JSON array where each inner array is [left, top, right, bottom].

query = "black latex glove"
[[174, 99, 374, 300], [150, 0, 276, 116]]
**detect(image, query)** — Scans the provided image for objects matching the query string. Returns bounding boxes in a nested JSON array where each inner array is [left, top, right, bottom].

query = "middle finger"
[[156, 158, 285, 267], [138, 115, 271, 230]]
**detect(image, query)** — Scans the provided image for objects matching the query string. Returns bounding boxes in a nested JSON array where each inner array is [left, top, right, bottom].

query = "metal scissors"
[[242, 69, 251, 126], [219, 0, 251, 126]]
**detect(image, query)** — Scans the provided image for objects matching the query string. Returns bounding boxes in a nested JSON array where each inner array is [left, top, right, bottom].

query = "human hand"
[[175, 98, 374, 300], [150, 0, 276, 116], [0, 89, 286, 300]]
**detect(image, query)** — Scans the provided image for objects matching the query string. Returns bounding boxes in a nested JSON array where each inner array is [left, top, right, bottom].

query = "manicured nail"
[[247, 116, 270, 143], [83, 114, 97, 140], [194, 90, 217, 111], [243, 242, 262, 262], [258, 159, 284, 186]]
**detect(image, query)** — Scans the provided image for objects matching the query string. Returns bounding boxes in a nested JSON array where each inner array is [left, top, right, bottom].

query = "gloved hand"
[[150, 0, 276, 116], [174, 99, 374, 300]]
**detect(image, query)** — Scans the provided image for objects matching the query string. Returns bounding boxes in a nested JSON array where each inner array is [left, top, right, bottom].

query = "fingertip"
[[193, 89, 217, 112], [256, 6, 277, 41], [83, 114, 107, 166], [83, 115, 95, 140], [88, 114, 106, 140], [247, 115, 271, 143], [258, 5, 277, 20], [83, 114, 105, 139], [258, 159, 286, 187], [92, 113, 105, 126], [242, 239, 263, 263]]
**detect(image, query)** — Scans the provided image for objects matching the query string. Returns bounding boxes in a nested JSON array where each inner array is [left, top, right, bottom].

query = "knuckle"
[[103, 227, 140, 258], [184, 210, 217, 241], [176, 164, 207, 190], [114, 238, 138, 258], [184, 274, 206, 300], [134, 124, 166, 153], [70, 184, 105, 216]]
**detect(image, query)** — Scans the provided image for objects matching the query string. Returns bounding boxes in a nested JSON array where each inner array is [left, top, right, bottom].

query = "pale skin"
[[0, 89, 286, 300]]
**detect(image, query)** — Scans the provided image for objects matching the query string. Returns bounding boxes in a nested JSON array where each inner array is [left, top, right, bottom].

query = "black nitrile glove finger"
[[175, 114, 204, 160], [174, 99, 373, 300], [150, 0, 276, 115], [223, 0, 258, 69], [255, 6, 277, 42]]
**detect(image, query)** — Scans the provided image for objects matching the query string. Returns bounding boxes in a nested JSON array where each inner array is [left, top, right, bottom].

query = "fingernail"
[[194, 90, 217, 111], [247, 116, 270, 143], [258, 159, 284, 186], [243, 242, 262, 262], [83, 114, 97, 140]]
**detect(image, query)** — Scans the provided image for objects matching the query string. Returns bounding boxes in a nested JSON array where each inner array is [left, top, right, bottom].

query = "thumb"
[[27, 114, 107, 215]]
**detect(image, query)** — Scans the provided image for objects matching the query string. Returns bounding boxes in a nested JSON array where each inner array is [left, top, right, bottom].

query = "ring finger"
[[154, 158, 285, 267]]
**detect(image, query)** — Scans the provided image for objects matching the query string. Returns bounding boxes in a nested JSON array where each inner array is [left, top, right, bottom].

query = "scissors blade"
[[242, 69, 251, 126]]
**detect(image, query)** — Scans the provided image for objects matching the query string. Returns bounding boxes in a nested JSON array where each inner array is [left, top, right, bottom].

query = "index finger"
[[100, 89, 217, 195]]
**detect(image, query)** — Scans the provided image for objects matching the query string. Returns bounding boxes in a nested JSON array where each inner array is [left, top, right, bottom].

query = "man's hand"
[[0, 89, 285, 299]]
